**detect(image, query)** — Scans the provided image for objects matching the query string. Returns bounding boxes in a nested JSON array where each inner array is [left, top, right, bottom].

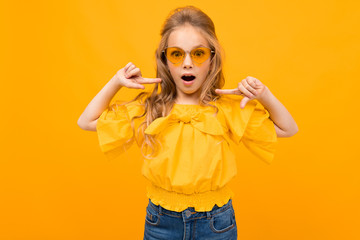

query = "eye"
[[171, 51, 182, 58], [193, 49, 205, 57]]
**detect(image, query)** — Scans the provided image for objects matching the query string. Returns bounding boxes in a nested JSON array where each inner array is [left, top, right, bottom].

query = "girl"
[[78, 6, 298, 240]]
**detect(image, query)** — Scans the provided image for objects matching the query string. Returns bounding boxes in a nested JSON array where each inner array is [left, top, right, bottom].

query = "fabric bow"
[[144, 111, 225, 136]]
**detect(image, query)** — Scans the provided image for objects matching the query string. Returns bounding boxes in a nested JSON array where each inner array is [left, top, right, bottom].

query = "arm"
[[257, 87, 298, 138], [215, 76, 298, 138], [77, 62, 162, 131], [77, 77, 122, 131]]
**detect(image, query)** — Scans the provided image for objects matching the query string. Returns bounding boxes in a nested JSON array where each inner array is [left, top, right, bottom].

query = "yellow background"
[[1, 0, 359, 239]]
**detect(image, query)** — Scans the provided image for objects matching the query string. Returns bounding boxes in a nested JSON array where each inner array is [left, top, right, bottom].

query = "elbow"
[[285, 124, 299, 137], [292, 122, 299, 136], [77, 117, 97, 131], [288, 128, 298, 137], [77, 116, 90, 131], [276, 123, 298, 138], [77, 117, 87, 130]]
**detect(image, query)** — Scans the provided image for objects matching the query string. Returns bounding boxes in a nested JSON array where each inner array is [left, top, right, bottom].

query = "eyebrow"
[[168, 44, 208, 49]]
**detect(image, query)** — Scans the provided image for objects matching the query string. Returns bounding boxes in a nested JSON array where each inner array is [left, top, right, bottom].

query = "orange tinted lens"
[[166, 47, 185, 64], [190, 47, 211, 63]]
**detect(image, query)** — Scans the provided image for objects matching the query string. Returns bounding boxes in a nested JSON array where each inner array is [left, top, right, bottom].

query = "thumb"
[[240, 97, 250, 109]]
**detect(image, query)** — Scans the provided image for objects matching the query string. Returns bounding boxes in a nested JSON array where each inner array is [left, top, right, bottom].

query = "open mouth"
[[181, 75, 196, 81]]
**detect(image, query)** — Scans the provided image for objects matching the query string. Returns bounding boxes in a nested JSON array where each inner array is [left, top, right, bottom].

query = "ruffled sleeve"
[[217, 95, 277, 164], [96, 100, 145, 160]]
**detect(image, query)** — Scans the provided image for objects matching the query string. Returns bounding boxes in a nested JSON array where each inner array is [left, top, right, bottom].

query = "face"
[[166, 25, 212, 104]]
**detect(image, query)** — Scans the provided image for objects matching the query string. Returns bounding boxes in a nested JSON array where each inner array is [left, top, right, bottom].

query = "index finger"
[[215, 88, 241, 95], [138, 77, 162, 84]]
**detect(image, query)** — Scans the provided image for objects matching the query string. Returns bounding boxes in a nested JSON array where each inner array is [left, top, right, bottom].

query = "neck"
[[175, 88, 202, 105]]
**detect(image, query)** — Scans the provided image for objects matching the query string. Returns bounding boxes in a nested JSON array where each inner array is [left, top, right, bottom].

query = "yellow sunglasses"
[[163, 47, 215, 65]]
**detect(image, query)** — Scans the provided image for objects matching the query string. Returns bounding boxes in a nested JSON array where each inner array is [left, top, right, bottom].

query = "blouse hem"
[[146, 183, 234, 212]]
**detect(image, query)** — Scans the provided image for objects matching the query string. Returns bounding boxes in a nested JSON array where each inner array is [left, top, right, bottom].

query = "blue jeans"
[[144, 199, 237, 240]]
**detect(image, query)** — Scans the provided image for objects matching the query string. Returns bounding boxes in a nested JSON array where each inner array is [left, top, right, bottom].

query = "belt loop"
[[158, 205, 163, 215], [206, 211, 211, 219]]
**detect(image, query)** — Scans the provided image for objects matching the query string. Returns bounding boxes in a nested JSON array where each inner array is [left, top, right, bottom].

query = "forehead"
[[167, 25, 209, 50]]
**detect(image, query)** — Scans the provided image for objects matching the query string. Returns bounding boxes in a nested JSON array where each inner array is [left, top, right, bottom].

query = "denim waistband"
[[148, 198, 233, 219]]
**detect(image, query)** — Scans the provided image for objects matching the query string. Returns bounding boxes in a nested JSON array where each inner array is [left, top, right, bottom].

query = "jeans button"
[[184, 210, 191, 218]]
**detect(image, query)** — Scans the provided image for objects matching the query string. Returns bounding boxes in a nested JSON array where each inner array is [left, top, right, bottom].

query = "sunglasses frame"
[[162, 46, 215, 64]]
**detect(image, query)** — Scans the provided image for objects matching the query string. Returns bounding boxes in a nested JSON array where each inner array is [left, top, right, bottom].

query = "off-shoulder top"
[[96, 95, 277, 212]]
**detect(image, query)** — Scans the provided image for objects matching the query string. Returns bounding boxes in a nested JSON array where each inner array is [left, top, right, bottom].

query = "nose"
[[182, 52, 193, 68]]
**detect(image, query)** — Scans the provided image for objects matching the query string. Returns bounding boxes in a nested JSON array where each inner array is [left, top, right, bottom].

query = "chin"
[[183, 89, 201, 95]]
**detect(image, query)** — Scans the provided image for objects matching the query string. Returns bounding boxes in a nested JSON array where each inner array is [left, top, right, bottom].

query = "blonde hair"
[[126, 6, 225, 158]]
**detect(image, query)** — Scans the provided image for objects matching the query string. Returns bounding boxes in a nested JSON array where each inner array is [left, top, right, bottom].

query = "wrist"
[[109, 76, 123, 89], [257, 86, 272, 105]]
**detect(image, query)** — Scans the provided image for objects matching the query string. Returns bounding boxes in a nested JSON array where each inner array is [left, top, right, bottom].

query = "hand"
[[215, 76, 268, 109], [114, 62, 161, 89]]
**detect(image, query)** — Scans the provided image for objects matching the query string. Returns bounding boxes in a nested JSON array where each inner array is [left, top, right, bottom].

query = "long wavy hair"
[[121, 6, 225, 158]]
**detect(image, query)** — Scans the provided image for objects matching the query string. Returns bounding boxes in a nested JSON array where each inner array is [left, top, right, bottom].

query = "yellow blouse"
[[96, 95, 277, 212]]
